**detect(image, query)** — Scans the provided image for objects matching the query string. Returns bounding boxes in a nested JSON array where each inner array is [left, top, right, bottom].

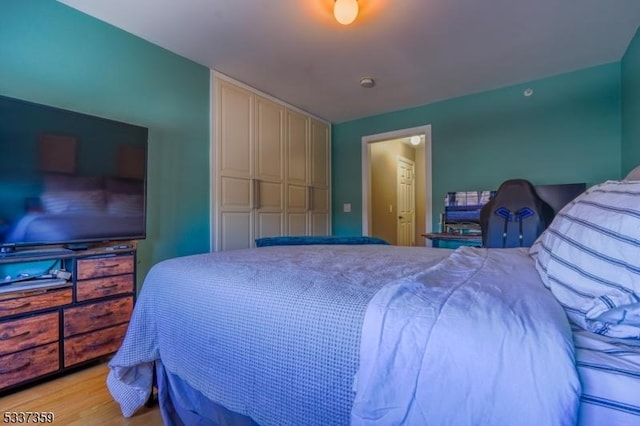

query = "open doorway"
[[361, 125, 433, 246]]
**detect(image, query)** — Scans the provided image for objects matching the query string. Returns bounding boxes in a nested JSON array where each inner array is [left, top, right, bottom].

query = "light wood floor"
[[0, 362, 163, 425]]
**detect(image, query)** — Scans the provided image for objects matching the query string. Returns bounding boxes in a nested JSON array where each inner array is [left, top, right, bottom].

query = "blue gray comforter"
[[107, 245, 580, 425]]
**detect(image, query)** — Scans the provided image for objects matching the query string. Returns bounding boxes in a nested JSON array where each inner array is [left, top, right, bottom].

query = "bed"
[[107, 175, 640, 426]]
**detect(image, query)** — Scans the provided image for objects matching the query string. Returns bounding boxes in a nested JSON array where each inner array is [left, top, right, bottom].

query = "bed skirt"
[[156, 360, 258, 426]]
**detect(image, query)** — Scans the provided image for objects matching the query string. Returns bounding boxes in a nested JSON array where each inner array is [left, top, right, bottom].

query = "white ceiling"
[[58, 0, 640, 123]]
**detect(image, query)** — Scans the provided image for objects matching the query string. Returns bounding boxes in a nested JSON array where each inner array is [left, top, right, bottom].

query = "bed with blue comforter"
[[107, 243, 581, 425], [108, 176, 640, 425]]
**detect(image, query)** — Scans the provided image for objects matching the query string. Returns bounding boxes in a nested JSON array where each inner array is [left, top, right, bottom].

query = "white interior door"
[[361, 126, 433, 246], [397, 156, 415, 246]]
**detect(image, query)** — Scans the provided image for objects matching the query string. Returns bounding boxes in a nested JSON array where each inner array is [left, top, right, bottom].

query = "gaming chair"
[[479, 179, 554, 248]]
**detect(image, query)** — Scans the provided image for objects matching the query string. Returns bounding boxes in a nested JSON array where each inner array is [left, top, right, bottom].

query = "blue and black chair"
[[479, 179, 554, 248]]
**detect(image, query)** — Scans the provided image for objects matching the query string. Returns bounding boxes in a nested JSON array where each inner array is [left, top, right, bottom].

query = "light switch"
[[389, 204, 393, 213], [343, 203, 352, 213]]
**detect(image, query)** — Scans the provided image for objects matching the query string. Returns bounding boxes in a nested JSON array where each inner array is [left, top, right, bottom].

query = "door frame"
[[361, 125, 433, 242]]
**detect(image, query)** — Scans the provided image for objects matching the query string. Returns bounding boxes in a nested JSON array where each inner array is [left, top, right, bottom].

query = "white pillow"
[[530, 180, 640, 338]]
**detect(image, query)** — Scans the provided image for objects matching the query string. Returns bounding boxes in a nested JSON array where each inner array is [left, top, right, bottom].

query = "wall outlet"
[[343, 203, 352, 213]]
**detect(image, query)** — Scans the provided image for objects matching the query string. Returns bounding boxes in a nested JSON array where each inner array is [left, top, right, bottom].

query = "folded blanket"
[[255, 235, 389, 247]]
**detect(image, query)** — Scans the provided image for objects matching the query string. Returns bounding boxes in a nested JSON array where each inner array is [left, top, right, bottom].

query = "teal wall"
[[332, 64, 622, 235], [622, 27, 640, 175], [2, 2, 634, 263], [0, 1, 211, 284]]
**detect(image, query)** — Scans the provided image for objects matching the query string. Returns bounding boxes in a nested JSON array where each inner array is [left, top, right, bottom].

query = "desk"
[[422, 233, 482, 248]]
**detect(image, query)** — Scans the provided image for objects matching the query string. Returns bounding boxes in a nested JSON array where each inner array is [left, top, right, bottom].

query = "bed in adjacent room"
[[2, 174, 145, 246], [107, 174, 640, 426]]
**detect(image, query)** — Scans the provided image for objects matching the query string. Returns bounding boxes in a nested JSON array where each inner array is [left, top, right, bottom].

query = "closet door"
[[285, 109, 309, 235], [217, 79, 254, 250], [212, 75, 331, 250], [309, 119, 330, 235], [254, 95, 284, 240]]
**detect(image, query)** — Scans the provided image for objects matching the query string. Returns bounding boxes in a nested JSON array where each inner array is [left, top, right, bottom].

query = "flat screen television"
[[0, 95, 148, 253]]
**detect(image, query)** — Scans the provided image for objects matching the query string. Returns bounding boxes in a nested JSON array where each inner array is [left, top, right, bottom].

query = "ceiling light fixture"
[[410, 135, 421, 146], [334, 0, 358, 25]]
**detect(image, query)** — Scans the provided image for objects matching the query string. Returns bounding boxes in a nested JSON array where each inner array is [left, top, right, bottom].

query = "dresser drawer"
[[63, 296, 133, 337], [77, 255, 134, 280], [0, 342, 59, 391], [0, 288, 72, 319], [64, 323, 127, 367], [76, 274, 134, 302], [0, 311, 59, 356]]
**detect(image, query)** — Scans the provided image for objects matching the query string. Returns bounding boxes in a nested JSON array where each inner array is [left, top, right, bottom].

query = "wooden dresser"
[[0, 243, 136, 393]]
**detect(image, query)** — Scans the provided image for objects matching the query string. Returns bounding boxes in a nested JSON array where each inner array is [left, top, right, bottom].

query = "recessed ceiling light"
[[523, 88, 533, 97], [410, 135, 421, 146], [360, 77, 375, 88]]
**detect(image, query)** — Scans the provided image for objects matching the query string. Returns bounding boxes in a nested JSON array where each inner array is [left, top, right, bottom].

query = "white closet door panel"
[[287, 213, 308, 236], [218, 81, 253, 178], [310, 187, 328, 212], [286, 109, 308, 185], [310, 119, 329, 188], [287, 184, 307, 211], [221, 176, 251, 209], [257, 181, 282, 210], [311, 213, 330, 236], [255, 96, 284, 182], [220, 212, 252, 251], [255, 212, 283, 239]]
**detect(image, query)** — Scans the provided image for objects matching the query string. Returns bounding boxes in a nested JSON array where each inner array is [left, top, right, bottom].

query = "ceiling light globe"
[[410, 135, 421, 146], [334, 0, 358, 25]]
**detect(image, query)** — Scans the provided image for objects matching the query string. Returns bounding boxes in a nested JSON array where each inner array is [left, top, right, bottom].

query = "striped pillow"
[[530, 180, 640, 338]]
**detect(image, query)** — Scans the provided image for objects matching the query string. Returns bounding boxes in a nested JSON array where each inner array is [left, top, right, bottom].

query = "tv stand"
[[0, 247, 73, 259], [0, 241, 137, 393]]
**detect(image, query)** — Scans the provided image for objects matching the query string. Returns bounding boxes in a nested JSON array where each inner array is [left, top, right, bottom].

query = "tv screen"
[[0, 95, 148, 251]]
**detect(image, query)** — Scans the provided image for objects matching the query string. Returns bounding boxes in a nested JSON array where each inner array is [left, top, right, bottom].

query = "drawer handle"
[[0, 301, 31, 311], [97, 264, 120, 269], [91, 311, 114, 320], [0, 330, 31, 341], [97, 284, 119, 290], [0, 361, 31, 374]]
